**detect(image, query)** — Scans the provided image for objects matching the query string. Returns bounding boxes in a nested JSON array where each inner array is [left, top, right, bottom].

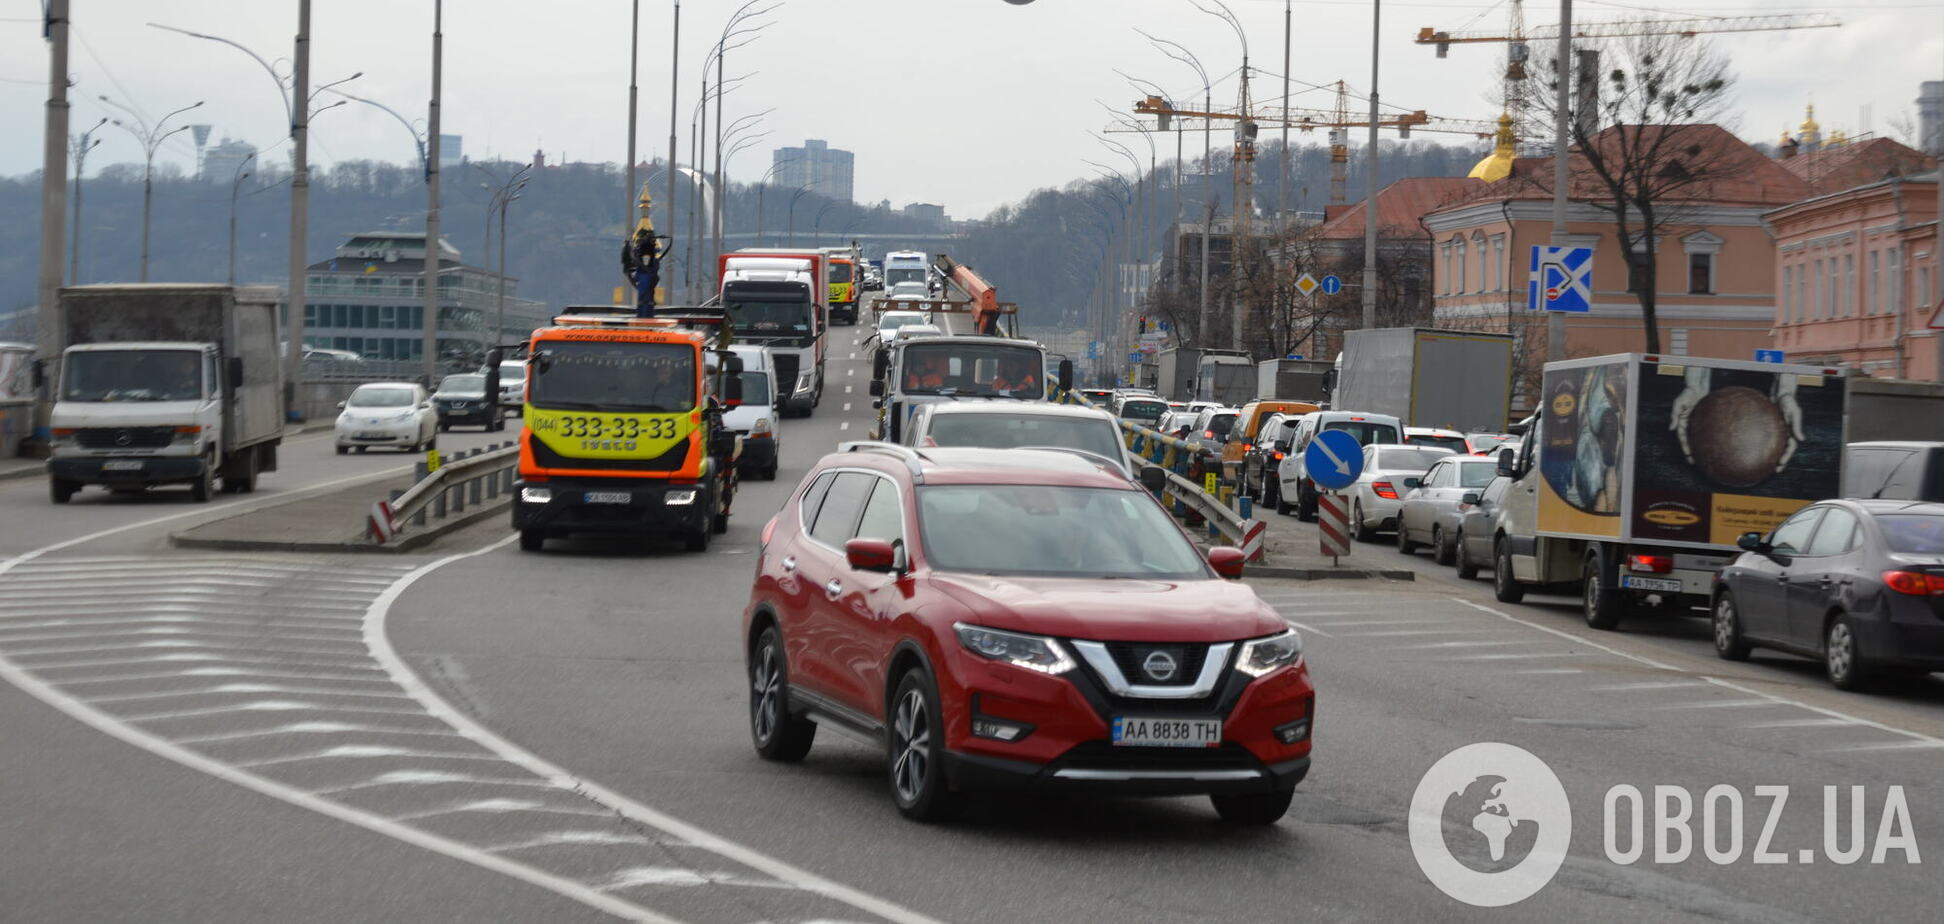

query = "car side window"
[[798, 472, 837, 531], [1481, 476, 1509, 505], [853, 476, 904, 545], [809, 472, 875, 547], [1768, 507, 1825, 554], [1880, 451, 1926, 499], [1419, 462, 1444, 488], [1805, 507, 1859, 556]]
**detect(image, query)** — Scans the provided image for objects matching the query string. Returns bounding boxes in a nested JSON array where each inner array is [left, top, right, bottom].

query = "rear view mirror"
[[868, 379, 885, 397], [1058, 359, 1075, 391], [1736, 531, 1770, 553], [723, 374, 744, 408], [336, 400, 347, 409], [1139, 464, 1167, 493], [31, 359, 45, 389], [1207, 546, 1245, 579], [846, 537, 899, 573], [1496, 447, 1517, 477], [1461, 492, 1481, 506], [1274, 440, 1291, 453], [1402, 476, 1422, 490], [722, 353, 745, 376], [872, 350, 888, 380]]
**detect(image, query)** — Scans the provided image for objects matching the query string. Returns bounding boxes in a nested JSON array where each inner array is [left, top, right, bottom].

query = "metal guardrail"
[[371, 442, 520, 543], [1055, 390, 1261, 557], [303, 358, 428, 382]]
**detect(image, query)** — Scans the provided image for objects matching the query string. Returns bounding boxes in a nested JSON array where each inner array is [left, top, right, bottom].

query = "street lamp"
[[812, 201, 836, 244], [99, 96, 203, 282], [705, 2, 780, 290], [475, 163, 531, 344], [1139, 32, 1213, 343], [754, 155, 797, 245], [229, 152, 256, 284], [68, 116, 107, 284], [786, 184, 812, 245]]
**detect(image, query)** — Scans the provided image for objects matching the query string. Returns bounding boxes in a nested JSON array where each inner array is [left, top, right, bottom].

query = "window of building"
[[1491, 234, 1506, 291], [1454, 236, 1468, 294], [1869, 250, 1880, 314], [1670, 328, 1689, 355], [1472, 232, 1488, 293], [1796, 261, 1807, 322], [1783, 265, 1796, 323], [1688, 253, 1713, 294], [1888, 248, 1902, 314], [1812, 259, 1824, 319], [1627, 255, 1646, 293]]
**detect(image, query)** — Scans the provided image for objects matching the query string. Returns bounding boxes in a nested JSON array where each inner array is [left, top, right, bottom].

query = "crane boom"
[[1417, 13, 1838, 50]]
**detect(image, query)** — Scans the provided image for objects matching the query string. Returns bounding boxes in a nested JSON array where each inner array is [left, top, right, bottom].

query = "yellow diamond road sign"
[[1295, 273, 1320, 297]]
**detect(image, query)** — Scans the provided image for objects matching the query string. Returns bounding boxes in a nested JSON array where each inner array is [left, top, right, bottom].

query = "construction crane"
[[1415, 13, 1840, 53], [1128, 90, 1497, 205]]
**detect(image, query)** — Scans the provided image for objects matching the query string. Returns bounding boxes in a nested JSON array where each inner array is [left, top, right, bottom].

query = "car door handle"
[[780, 556, 797, 571], [824, 579, 843, 597]]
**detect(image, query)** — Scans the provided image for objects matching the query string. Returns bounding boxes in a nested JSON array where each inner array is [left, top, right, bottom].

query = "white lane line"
[[1510, 668, 1584, 675], [1831, 740, 1944, 752], [486, 831, 660, 852], [1745, 718, 1859, 729], [1650, 699, 1777, 710], [366, 536, 948, 924], [840, 421, 850, 430], [8, 640, 372, 659], [122, 701, 431, 722], [596, 867, 792, 892], [391, 799, 612, 822], [847, 367, 854, 377], [24, 653, 386, 673], [0, 627, 362, 646], [1588, 681, 1709, 692], [845, 385, 853, 394], [1451, 597, 1944, 748], [1328, 629, 1494, 638], [848, 352, 856, 360], [1442, 652, 1591, 661], [86, 683, 415, 704], [1303, 618, 1446, 628], [312, 769, 562, 796], [236, 745, 504, 769], [844, 403, 852, 412], [0, 615, 363, 633], [1398, 640, 1547, 650], [175, 722, 463, 745], [58, 667, 397, 687]]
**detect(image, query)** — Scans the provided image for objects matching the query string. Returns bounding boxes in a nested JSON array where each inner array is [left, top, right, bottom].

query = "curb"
[[0, 463, 41, 484], [169, 499, 509, 554], [1245, 565, 1416, 582], [3, 421, 331, 486]]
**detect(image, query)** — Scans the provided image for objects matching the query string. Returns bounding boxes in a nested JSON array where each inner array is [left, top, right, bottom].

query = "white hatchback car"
[[335, 382, 438, 454]]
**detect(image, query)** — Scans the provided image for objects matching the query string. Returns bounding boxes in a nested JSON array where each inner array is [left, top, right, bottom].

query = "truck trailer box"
[[1155, 347, 1200, 401], [1844, 376, 1944, 443], [1256, 358, 1333, 403], [1536, 353, 1846, 549], [1335, 327, 1513, 430]]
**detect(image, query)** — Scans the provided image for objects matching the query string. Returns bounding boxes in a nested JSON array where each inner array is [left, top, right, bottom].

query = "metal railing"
[[1056, 389, 1256, 553], [376, 441, 520, 543]]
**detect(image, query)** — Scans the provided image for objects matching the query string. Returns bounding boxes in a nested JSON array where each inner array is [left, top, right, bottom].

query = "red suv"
[[742, 443, 1314, 823]]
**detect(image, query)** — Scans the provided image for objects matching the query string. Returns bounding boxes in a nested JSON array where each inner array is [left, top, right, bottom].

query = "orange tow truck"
[[509, 306, 744, 552]]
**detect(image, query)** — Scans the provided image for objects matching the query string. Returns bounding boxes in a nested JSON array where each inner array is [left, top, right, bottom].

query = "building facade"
[[199, 137, 257, 183], [1765, 170, 1942, 380], [772, 139, 854, 203], [299, 231, 548, 374]]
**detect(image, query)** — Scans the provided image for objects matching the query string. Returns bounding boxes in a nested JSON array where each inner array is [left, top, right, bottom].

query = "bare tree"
[[1534, 34, 1740, 353]]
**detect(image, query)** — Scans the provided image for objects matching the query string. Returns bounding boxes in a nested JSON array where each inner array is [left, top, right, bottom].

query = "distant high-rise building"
[[1919, 81, 1944, 156], [439, 134, 464, 168], [772, 139, 854, 203], [200, 137, 258, 183], [901, 202, 947, 228]]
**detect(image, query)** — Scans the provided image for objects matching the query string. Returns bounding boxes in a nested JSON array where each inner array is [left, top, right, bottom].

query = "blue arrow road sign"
[[1319, 274, 1343, 296], [1306, 429, 1364, 492], [1753, 349, 1785, 363], [1527, 245, 1593, 313]]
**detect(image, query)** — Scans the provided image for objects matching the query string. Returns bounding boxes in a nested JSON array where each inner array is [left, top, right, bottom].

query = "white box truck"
[[47, 284, 285, 503], [1333, 327, 1513, 431], [1256, 358, 1333, 403], [1487, 353, 1848, 629]]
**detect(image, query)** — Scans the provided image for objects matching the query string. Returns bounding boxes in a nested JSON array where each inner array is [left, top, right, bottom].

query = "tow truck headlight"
[[953, 623, 1075, 675], [664, 489, 698, 505], [1235, 629, 1303, 677], [520, 486, 552, 504]]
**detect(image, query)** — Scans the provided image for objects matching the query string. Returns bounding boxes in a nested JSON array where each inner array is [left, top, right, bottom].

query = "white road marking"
[[175, 722, 462, 745], [845, 385, 853, 394], [1443, 652, 1591, 661], [843, 403, 852, 412], [840, 421, 850, 430], [1302, 618, 1445, 627], [1283, 621, 1333, 638], [1452, 597, 1944, 749], [1510, 668, 1584, 675], [1588, 680, 1708, 692], [1398, 639, 1546, 650], [365, 537, 947, 924], [1745, 717, 1859, 729], [1329, 628, 1494, 638], [1650, 699, 1777, 710], [1831, 740, 1944, 752]]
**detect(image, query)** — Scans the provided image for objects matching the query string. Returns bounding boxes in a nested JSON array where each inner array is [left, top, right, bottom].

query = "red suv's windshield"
[[916, 485, 1208, 579]]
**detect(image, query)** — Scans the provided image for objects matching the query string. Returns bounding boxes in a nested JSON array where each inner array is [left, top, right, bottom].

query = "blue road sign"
[[1319, 274, 1343, 296], [1527, 245, 1593, 313], [1285, 354, 1305, 360], [1128, 351, 1143, 363], [1753, 349, 1785, 363], [1086, 340, 1103, 360], [1306, 429, 1365, 492]]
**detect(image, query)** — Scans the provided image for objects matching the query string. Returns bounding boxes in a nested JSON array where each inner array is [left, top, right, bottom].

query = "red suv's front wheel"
[[888, 669, 964, 822]]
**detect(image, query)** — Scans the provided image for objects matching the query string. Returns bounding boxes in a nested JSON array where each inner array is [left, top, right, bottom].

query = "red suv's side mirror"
[[1208, 546, 1245, 579], [846, 537, 899, 573]]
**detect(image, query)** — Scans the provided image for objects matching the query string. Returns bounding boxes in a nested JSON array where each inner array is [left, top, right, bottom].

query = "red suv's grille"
[[1104, 641, 1209, 686]]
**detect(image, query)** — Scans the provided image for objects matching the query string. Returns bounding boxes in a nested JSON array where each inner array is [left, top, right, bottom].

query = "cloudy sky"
[[2, 0, 1939, 219]]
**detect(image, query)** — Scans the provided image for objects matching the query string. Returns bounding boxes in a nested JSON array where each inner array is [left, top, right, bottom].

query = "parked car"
[[494, 359, 527, 413], [742, 444, 1313, 822], [906, 400, 1132, 477], [1273, 410, 1405, 519], [1243, 412, 1306, 507], [1344, 444, 1454, 541], [1227, 401, 1322, 495], [1158, 408, 1199, 438], [335, 382, 437, 454], [1712, 499, 1944, 690], [1188, 406, 1240, 453], [432, 373, 500, 431], [1453, 474, 1514, 581], [726, 344, 781, 480], [1403, 426, 1469, 455], [1078, 388, 1116, 405], [1844, 442, 1944, 502], [1395, 454, 1500, 562]]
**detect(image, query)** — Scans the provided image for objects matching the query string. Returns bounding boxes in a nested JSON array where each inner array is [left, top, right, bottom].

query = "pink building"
[[1423, 124, 1811, 408], [1765, 166, 1942, 380]]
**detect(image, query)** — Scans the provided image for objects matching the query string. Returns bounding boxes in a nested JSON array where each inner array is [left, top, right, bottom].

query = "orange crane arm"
[[936, 256, 1001, 336]]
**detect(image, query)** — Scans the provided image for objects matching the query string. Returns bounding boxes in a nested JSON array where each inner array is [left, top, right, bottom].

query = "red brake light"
[[1205, 430, 1215, 439], [1628, 554, 1673, 574], [1273, 452, 1285, 460], [1883, 571, 1944, 596], [1373, 481, 1398, 500]]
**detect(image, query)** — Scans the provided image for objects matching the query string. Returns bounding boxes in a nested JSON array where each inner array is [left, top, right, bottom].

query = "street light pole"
[[68, 117, 106, 284], [667, 1, 680, 283], [34, 0, 70, 446], [422, 0, 443, 386], [102, 97, 204, 282], [289, 0, 311, 415], [627, 0, 640, 224], [1549, 0, 1572, 362], [1362, 0, 1381, 330], [787, 185, 810, 245], [1142, 34, 1213, 346], [229, 152, 256, 284]]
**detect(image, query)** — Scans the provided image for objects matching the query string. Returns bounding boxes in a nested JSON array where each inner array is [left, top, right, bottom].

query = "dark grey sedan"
[[1711, 499, 1944, 690]]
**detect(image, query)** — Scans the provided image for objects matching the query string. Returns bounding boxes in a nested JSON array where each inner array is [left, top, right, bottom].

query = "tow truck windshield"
[[529, 341, 694, 413], [899, 342, 1044, 398], [829, 262, 853, 283]]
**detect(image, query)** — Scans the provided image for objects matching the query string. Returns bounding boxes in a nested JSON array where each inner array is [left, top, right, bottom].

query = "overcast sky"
[[3, 0, 1940, 219]]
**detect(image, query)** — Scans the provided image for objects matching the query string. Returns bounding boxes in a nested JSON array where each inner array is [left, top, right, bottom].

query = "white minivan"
[[724, 344, 781, 480], [1273, 410, 1404, 520]]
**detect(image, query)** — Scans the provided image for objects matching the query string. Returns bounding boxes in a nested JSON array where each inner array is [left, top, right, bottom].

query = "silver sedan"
[[1346, 444, 1455, 542], [1395, 455, 1501, 563]]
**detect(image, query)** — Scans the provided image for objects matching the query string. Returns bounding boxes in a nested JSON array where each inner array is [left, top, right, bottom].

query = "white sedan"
[[1345, 444, 1455, 541], [335, 382, 439, 454]]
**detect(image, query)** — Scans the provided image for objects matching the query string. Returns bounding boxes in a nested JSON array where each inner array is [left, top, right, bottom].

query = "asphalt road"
[[3, 339, 1940, 922]]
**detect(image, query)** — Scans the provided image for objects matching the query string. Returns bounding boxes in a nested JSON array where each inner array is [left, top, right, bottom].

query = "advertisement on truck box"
[[1537, 355, 1844, 549]]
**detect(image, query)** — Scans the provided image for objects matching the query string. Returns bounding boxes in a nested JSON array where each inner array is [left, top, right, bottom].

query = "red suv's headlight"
[[1236, 629, 1303, 677], [954, 623, 1076, 675]]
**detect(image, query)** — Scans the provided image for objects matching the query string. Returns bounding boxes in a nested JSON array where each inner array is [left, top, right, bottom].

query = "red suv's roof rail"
[[838, 441, 926, 482]]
